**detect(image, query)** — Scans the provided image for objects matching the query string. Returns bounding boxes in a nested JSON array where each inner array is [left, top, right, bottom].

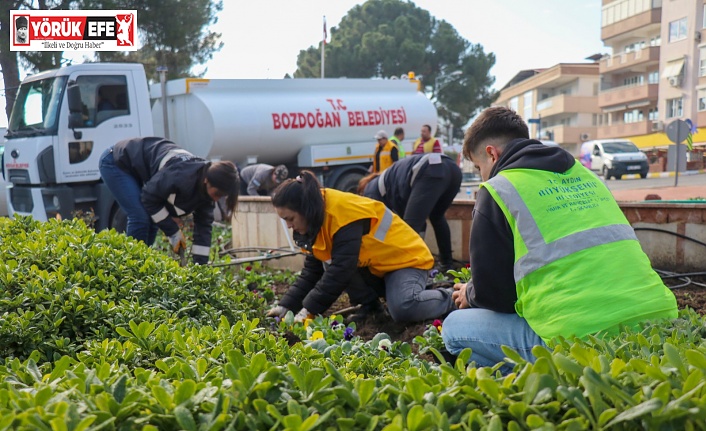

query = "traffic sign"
[[666, 119, 691, 144]]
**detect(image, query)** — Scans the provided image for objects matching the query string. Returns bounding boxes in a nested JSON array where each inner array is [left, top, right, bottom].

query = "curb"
[[622, 169, 706, 180]]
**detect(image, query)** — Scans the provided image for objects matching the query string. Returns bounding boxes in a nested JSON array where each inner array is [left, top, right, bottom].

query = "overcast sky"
[[1, 0, 606, 127], [198, 0, 605, 84]]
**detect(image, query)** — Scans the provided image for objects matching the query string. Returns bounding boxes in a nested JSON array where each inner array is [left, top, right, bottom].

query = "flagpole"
[[321, 15, 326, 79]]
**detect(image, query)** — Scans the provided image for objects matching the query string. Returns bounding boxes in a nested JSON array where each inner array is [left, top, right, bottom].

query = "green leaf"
[[174, 405, 197, 431], [112, 375, 127, 404], [406, 405, 433, 431], [605, 398, 662, 427], [174, 380, 196, 405], [663, 342, 687, 377]]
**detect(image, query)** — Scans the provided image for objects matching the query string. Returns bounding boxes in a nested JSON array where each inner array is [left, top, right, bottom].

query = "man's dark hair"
[[16, 16, 28, 29], [463, 107, 529, 160], [393, 127, 404, 136], [422, 124, 432, 133]]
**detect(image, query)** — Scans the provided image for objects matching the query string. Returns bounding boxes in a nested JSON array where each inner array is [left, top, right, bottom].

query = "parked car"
[[580, 139, 649, 180]]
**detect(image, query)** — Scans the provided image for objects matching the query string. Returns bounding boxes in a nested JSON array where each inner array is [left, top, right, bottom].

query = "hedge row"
[[1, 216, 706, 430]]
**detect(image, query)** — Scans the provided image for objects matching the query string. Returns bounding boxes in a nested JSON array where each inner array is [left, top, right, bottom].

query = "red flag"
[[323, 16, 327, 45]]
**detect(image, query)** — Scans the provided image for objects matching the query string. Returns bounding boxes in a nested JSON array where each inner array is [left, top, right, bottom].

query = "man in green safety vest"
[[441, 106, 678, 374], [389, 127, 406, 158]]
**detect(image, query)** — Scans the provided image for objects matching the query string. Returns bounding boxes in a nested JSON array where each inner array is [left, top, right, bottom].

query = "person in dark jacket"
[[239, 163, 288, 196], [265, 170, 455, 324], [358, 153, 462, 271], [99, 137, 239, 264], [441, 107, 677, 373]]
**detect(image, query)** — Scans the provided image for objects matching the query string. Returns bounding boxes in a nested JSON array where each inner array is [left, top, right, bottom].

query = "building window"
[[668, 18, 688, 42], [509, 97, 518, 112], [698, 90, 706, 112], [648, 108, 659, 121], [523, 91, 533, 123], [704, 4, 706, 28], [623, 75, 644, 86], [701, 47, 706, 77], [648, 71, 659, 83], [624, 109, 644, 124], [666, 98, 683, 118], [650, 35, 661, 46]]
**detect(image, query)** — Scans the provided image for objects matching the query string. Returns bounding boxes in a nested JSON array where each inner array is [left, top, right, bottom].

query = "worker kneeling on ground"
[[99, 137, 239, 264], [240, 163, 289, 196], [266, 170, 456, 324], [441, 107, 678, 374], [359, 152, 462, 273]]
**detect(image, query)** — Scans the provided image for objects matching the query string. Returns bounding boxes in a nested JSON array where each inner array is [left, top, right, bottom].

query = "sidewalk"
[[611, 184, 706, 202], [611, 170, 706, 202]]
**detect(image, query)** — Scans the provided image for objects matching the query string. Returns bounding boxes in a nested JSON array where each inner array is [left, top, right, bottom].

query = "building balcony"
[[598, 83, 658, 109], [536, 95, 600, 117], [543, 125, 597, 144], [600, 46, 660, 74], [597, 119, 654, 139], [601, 7, 661, 41]]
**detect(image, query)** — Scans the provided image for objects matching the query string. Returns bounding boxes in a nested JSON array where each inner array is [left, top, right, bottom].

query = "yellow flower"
[[310, 331, 324, 341], [304, 318, 313, 327], [329, 314, 337, 321]]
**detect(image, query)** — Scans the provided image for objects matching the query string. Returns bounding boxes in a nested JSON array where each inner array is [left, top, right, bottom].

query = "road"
[[456, 171, 706, 201]]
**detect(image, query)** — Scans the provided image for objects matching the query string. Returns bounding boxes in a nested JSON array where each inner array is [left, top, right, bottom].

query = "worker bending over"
[[359, 153, 462, 272], [99, 137, 239, 264]]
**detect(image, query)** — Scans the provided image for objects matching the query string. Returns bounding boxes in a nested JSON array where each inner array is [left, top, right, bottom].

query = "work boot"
[[345, 300, 385, 326]]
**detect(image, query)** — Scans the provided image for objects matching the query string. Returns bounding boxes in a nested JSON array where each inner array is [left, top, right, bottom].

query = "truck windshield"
[[602, 141, 639, 154], [7, 75, 67, 138]]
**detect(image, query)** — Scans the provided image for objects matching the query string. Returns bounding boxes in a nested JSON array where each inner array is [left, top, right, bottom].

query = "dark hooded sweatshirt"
[[466, 138, 577, 312]]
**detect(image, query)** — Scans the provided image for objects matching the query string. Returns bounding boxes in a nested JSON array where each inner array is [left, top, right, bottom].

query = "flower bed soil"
[[275, 275, 706, 349]]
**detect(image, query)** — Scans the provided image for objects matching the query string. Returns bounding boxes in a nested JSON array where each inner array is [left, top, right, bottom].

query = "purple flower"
[[330, 320, 340, 328], [343, 327, 354, 341], [429, 269, 439, 278]]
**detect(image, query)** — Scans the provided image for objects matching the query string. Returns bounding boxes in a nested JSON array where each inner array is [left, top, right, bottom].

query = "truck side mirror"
[[67, 82, 84, 138]]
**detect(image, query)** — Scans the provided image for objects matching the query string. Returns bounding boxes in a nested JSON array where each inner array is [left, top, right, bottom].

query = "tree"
[[88, 0, 223, 81], [293, 0, 497, 139], [0, 0, 222, 122], [1, 0, 72, 121]]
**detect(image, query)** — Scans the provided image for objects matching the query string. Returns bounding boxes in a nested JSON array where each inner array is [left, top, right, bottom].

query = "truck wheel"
[[110, 206, 127, 233], [335, 172, 365, 193], [601, 166, 610, 180], [640, 172, 647, 179]]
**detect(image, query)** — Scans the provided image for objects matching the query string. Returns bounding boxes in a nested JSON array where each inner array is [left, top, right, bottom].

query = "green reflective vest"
[[481, 160, 677, 343], [390, 136, 405, 158]]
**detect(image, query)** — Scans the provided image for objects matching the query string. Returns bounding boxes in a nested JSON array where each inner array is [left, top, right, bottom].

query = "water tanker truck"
[[2, 63, 437, 230]]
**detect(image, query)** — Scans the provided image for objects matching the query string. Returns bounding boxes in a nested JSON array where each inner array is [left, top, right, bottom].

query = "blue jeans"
[[99, 148, 158, 245], [384, 268, 456, 322], [441, 308, 546, 373]]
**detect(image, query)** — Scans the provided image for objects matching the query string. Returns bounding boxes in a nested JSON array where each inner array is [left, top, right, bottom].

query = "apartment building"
[[599, 0, 705, 169], [494, 63, 601, 156]]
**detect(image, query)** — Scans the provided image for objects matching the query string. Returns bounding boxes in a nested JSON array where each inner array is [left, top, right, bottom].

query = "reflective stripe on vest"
[[377, 168, 388, 197], [410, 153, 433, 186], [158, 149, 192, 170], [374, 207, 393, 241], [486, 174, 638, 282]]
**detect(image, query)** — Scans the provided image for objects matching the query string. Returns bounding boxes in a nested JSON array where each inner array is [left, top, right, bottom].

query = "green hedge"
[[1, 216, 706, 430]]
